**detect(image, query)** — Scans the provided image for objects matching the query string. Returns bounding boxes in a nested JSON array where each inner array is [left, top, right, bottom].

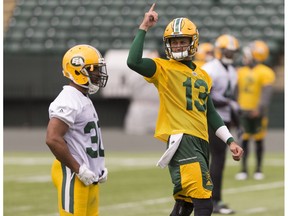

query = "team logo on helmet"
[[71, 56, 84, 66]]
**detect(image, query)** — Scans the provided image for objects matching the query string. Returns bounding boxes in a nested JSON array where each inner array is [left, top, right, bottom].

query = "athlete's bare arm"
[[46, 117, 80, 173]]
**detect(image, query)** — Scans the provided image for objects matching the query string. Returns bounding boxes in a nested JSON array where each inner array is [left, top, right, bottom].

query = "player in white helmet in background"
[[202, 34, 241, 214], [235, 40, 275, 181], [46, 44, 108, 216]]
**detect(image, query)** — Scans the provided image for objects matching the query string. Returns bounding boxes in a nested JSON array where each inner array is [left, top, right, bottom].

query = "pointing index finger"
[[149, 3, 156, 12]]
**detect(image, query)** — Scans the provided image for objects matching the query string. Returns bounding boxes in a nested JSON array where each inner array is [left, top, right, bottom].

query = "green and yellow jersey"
[[237, 64, 275, 111], [127, 29, 225, 143], [145, 58, 212, 142]]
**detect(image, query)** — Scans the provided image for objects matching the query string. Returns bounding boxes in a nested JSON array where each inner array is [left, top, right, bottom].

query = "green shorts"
[[168, 134, 213, 202], [240, 115, 263, 134]]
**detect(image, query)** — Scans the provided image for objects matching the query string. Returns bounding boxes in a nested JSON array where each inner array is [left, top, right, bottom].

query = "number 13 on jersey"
[[183, 77, 208, 112]]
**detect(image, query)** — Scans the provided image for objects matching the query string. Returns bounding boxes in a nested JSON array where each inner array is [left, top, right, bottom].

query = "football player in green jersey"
[[127, 3, 243, 216]]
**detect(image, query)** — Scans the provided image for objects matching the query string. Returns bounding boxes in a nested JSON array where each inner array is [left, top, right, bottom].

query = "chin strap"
[[87, 83, 99, 94], [171, 50, 189, 61]]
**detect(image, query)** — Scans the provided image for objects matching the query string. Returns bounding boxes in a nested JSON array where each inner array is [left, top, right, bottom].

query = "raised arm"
[[127, 3, 158, 78]]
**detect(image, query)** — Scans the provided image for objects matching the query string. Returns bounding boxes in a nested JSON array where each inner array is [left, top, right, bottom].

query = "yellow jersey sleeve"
[[145, 58, 212, 142]]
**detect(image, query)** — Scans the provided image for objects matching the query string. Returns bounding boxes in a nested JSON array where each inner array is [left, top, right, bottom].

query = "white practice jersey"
[[202, 59, 238, 122], [49, 85, 105, 177]]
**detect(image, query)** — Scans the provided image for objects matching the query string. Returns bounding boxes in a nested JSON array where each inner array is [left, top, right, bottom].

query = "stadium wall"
[[4, 54, 284, 128]]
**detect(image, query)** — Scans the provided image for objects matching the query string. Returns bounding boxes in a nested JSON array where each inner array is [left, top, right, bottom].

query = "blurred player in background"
[[235, 40, 275, 181], [194, 42, 214, 67], [127, 4, 243, 216], [124, 49, 160, 135], [46, 44, 109, 216], [202, 34, 240, 214]]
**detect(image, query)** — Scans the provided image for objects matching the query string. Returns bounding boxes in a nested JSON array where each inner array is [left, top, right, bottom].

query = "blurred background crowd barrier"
[[4, 0, 284, 128]]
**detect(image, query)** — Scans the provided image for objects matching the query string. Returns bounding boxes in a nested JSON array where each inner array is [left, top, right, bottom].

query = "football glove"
[[98, 168, 108, 183], [77, 164, 97, 186]]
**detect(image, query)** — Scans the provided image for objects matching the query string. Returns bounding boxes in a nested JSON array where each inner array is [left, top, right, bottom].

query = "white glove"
[[98, 168, 108, 183], [76, 164, 97, 186]]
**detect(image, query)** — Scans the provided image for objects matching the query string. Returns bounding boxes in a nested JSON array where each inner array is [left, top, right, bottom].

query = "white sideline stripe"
[[244, 207, 267, 214], [4, 157, 54, 165], [223, 181, 284, 194], [9, 181, 283, 216], [101, 197, 171, 210], [100, 181, 284, 211], [4, 157, 284, 167], [21, 175, 52, 183]]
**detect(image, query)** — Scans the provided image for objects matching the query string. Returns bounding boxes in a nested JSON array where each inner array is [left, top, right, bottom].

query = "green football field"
[[3, 151, 284, 216]]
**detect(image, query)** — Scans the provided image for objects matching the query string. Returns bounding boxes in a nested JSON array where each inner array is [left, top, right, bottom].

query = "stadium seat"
[[263, 27, 284, 41], [270, 15, 284, 27], [4, 0, 283, 59], [225, 15, 247, 27]]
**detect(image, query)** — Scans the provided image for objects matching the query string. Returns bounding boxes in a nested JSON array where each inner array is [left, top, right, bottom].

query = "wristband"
[[215, 125, 234, 145], [226, 137, 235, 145]]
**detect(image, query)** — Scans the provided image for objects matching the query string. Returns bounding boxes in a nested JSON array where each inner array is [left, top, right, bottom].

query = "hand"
[[98, 168, 108, 183], [249, 109, 260, 118], [229, 141, 244, 161], [76, 164, 97, 186], [139, 3, 158, 31]]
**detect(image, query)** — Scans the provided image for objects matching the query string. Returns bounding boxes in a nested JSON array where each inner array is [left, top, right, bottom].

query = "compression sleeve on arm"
[[207, 95, 234, 144], [127, 29, 156, 78]]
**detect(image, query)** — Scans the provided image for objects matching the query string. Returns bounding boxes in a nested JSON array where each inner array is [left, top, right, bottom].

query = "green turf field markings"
[[4, 157, 54, 165], [99, 181, 284, 211], [223, 181, 284, 194], [243, 207, 267, 214], [5, 205, 32, 213], [4, 156, 284, 167], [100, 197, 171, 210]]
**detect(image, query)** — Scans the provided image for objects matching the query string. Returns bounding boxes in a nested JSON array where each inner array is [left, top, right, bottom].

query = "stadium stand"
[[4, 0, 284, 58], [3, 0, 284, 128]]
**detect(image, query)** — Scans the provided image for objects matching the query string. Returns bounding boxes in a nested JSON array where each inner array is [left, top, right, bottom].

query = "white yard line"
[[223, 181, 284, 194], [5, 179, 283, 215], [4, 156, 284, 167], [99, 181, 284, 211], [4, 156, 284, 183], [243, 207, 267, 214]]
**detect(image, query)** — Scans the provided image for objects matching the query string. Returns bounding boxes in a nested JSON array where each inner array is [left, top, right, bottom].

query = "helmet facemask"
[[220, 48, 238, 65], [80, 61, 108, 94], [165, 37, 195, 61]]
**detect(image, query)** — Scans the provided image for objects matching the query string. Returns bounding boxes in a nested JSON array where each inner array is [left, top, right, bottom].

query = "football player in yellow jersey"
[[193, 42, 214, 67], [235, 40, 275, 181], [127, 4, 243, 216]]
